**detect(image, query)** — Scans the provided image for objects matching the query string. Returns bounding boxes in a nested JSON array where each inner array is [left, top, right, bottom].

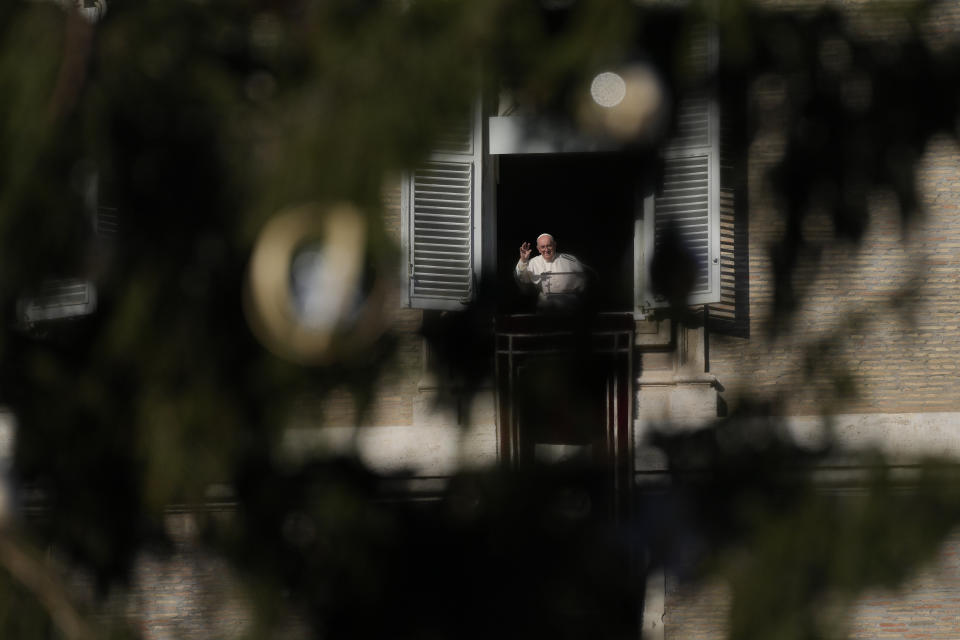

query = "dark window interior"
[[496, 153, 639, 313]]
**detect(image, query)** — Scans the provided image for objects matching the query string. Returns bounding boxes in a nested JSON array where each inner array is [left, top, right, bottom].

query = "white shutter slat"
[[411, 152, 471, 300], [412, 213, 472, 220], [431, 121, 473, 156], [657, 199, 709, 209], [416, 287, 471, 295], [414, 219, 471, 227], [96, 206, 119, 236], [414, 248, 470, 256], [403, 99, 483, 310], [412, 266, 471, 273], [411, 244, 471, 254], [18, 279, 98, 323], [413, 227, 470, 235], [414, 243, 470, 250], [655, 153, 714, 297], [414, 234, 470, 241], [640, 28, 721, 311], [410, 161, 474, 304], [416, 274, 472, 283], [666, 96, 710, 153], [413, 232, 470, 240], [414, 257, 469, 264], [414, 198, 471, 207]]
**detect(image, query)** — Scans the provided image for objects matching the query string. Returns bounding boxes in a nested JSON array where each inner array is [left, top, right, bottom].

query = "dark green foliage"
[[1, 1, 960, 638]]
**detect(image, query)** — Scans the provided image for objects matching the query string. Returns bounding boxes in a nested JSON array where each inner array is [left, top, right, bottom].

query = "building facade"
[[298, 5, 960, 639], [19, 3, 960, 639]]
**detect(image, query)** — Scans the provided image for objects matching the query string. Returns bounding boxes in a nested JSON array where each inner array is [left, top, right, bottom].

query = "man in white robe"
[[515, 233, 587, 312]]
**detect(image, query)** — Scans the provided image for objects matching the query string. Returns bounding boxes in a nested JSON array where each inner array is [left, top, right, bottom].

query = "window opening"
[[496, 153, 639, 314]]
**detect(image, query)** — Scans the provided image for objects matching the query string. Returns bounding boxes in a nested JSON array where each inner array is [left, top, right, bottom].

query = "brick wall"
[[706, 1, 960, 416], [664, 575, 731, 640], [314, 183, 423, 428], [61, 513, 279, 640], [664, 527, 960, 640], [709, 133, 960, 415], [847, 529, 960, 639]]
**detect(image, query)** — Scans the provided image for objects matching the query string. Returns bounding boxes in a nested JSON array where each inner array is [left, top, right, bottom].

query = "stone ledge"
[[280, 422, 498, 476], [633, 411, 960, 474], [637, 372, 718, 386]]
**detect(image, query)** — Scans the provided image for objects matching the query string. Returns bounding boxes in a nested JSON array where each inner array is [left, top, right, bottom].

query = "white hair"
[[536, 233, 555, 243]]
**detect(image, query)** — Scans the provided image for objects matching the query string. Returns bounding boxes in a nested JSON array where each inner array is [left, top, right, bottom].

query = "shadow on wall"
[[2, 1, 960, 638], [204, 409, 960, 640]]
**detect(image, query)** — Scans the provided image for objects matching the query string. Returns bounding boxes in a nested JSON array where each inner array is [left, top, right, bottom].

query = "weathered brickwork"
[[848, 529, 960, 639], [60, 514, 276, 640], [664, 576, 731, 640], [668, 6, 960, 634], [707, 2, 960, 416], [710, 135, 960, 416], [664, 527, 960, 640], [121, 549, 252, 640], [319, 183, 422, 428]]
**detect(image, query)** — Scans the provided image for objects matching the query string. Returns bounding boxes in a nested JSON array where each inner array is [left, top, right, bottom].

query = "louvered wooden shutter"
[[402, 101, 483, 310], [18, 279, 97, 323], [641, 31, 720, 310], [96, 206, 119, 236]]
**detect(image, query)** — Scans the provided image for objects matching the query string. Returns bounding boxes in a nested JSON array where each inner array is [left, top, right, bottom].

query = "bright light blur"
[[245, 203, 382, 364], [579, 63, 667, 141], [291, 242, 363, 331], [590, 71, 627, 108]]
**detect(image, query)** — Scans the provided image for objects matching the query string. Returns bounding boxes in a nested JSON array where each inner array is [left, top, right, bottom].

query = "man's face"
[[537, 236, 556, 262]]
